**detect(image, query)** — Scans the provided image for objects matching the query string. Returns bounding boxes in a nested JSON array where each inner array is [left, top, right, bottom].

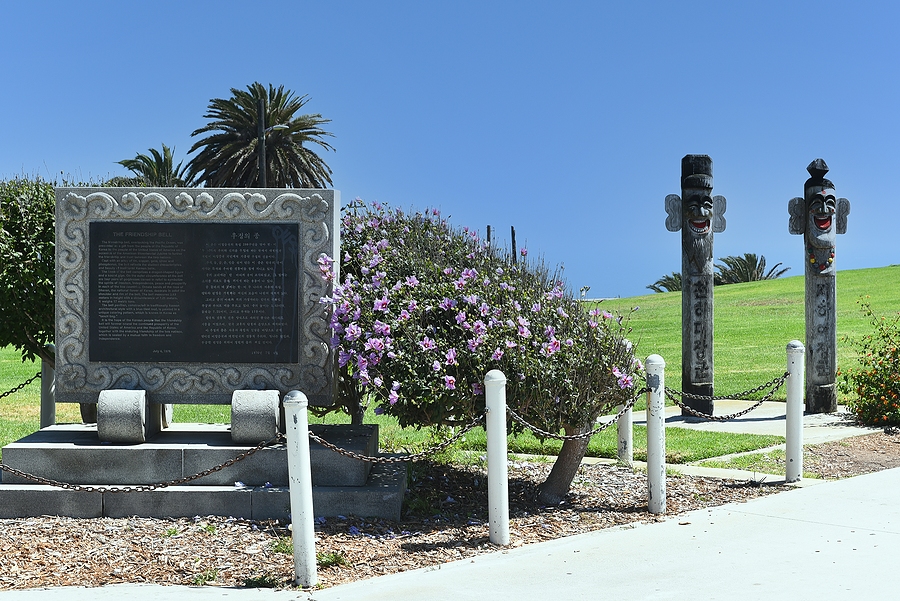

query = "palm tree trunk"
[[537, 423, 592, 505]]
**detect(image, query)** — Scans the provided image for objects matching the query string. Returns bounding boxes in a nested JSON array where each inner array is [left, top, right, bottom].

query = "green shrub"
[[0, 178, 56, 366], [838, 297, 900, 426], [321, 199, 640, 432]]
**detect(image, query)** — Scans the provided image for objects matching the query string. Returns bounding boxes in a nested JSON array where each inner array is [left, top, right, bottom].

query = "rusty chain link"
[[506, 387, 648, 442], [308, 413, 486, 464], [0, 372, 41, 401], [665, 372, 789, 422], [0, 433, 285, 493]]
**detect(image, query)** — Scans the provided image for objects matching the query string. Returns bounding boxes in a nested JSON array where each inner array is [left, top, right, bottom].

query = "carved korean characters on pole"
[[665, 155, 726, 415], [789, 159, 850, 413]]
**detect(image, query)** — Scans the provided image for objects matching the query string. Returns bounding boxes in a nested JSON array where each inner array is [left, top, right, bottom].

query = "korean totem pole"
[[665, 155, 726, 415], [789, 159, 850, 413]]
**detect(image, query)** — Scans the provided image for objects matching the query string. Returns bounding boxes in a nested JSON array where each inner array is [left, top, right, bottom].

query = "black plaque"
[[89, 222, 300, 363]]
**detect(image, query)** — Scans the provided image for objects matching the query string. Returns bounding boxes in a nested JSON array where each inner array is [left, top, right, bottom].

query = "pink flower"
[[373, 297, 389, 311], [345, 323, 362, 341], [492, 348, 504, 360], [433, 360, 442, 372], [365, 337, 385, 352], [418, 336, 436, 351], [443, 375, 456, 390], [445, 348, 458, 365]]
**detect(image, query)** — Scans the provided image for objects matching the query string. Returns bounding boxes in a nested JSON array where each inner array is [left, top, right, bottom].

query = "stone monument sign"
[[55, 188, 339, 439]]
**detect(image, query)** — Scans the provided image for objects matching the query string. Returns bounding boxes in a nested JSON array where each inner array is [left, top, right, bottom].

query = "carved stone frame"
[[54, 188, 339, 406]]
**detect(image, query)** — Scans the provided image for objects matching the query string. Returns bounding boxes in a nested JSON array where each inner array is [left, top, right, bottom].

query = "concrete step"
[[1, 423, 378, 487], [0, 423, 406, 521], [0, 459, 406, 521]]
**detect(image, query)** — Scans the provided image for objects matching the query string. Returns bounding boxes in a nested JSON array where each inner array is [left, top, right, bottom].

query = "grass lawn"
[[599, 265, 900, 399]]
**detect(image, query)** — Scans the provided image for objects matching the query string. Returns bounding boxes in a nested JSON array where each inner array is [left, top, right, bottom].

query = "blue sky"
[[2, 1, 897, 298]]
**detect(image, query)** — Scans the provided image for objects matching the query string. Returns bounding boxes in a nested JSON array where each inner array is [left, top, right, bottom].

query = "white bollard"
[[283, 390, 317, 588], [617, 404, 633, 466], [484, 369, 510, 546], [645, 354, 666, 514], [785, 341, 806, 483]]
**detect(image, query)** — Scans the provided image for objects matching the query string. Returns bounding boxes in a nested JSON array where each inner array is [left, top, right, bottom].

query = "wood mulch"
[[1, 430, 899, 592]]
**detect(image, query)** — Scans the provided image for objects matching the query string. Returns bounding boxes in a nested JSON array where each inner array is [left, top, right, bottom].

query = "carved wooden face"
[[806, 188, 837, 248], [684, 193, 714, 237]]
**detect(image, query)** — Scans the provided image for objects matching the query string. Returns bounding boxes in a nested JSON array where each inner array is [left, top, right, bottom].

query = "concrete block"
[[309, 424, 378, 486], [182, 445, 288, 487], [2, 427, 183, 485], [103, 486, 253, 519], [312, 460, 407, 521], [231, 390, 281, 444], [0, 485, 102, 518], [98, 389, 147, 443], [250, 487, 292, 520]]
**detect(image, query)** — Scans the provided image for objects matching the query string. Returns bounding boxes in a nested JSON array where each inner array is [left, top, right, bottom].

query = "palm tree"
[[186, 83, 335, 188], [116, 144, 192, 186], [714, 253, 790, 285], [647, 272, 682, 293], [115, 144, 193, 187]]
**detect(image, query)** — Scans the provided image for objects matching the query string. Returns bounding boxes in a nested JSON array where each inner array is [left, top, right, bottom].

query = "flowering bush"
[[838, 298, 900, 427], [319, 199, 640, 437]]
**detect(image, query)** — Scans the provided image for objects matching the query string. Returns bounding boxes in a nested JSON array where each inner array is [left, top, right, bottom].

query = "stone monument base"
[[0, 423, 405, 521]]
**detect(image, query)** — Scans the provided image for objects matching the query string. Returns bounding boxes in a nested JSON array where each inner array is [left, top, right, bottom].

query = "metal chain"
[[665, 373, 789, 422], [0, 372, 41, 401], [506, 387, 648, 442], [668, 372, 789, 402], [0, 433, 285, 493], [308, 414, 486, 464]]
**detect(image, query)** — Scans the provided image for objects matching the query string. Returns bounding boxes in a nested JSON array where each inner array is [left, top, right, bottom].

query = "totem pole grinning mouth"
[[689, 220, 710, 234], [814, 215, 832, 231]]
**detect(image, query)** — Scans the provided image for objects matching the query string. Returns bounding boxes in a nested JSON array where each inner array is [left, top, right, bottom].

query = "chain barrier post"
[[283, 390, 317, 588], [646, 355, 666, 514], [40, 343, 56, 429], [617, 403, 633, 466], [785, 341, 806, 483], [485, 369, 509, 546]]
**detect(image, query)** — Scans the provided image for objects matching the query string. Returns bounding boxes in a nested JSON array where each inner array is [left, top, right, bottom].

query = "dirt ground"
[[1, 430, 898, 591]]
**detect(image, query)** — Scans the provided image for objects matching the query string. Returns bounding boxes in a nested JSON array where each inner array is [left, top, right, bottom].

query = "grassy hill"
[[598, 265, 900, 399]]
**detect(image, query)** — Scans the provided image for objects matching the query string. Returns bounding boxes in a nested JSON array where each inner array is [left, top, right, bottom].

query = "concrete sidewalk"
[[308, 466, 900, 600]]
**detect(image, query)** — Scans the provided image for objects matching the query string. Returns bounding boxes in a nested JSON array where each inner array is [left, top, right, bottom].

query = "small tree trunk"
[[340, 376, 366, 426], [537, 423, 592, 505], [349, 404, 365, 426]]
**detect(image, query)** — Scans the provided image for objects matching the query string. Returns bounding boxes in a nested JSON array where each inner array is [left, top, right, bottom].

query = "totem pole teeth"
[[689, 220, 710, 234], [814, 215, 833, 230]]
